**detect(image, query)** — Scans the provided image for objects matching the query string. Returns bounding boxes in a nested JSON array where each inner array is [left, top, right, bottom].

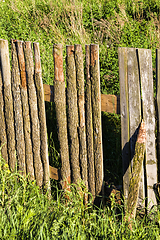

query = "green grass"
[[0, 158, 160, 239]]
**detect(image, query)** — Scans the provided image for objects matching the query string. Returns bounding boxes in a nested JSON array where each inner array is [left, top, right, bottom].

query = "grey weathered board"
[[138, 49, 157, 209]]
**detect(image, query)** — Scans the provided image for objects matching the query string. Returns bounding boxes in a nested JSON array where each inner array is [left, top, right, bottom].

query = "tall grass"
[[0, 156, 160, 239]]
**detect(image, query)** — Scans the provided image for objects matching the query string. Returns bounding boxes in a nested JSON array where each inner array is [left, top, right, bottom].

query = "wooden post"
[[138, 48, 157, 209], [23, 41, 43, 187], [75, 44, 88, 192], [0, 39, 16, 170], [127, 120, 146, 219], [66, 45, 81, 184], [90, 44, 103, 201], [33, 42, 50, 188], [85, 45, 95, 199], [127, 48, 145, 209], [11, 40, 26, 176], [118, 47, 131, 202], [16, 40, 35, 180], [0, 49, 8, 162], [53, 44, 71, 189]]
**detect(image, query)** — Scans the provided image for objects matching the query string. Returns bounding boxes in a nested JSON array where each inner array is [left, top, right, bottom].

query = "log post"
[[33, 42, 50, 188], [66, 45, 81, 184], [127, 120, 146, 218], [0, 47, 8, 162], [53, 44, 71, 189], [11, 40, 26, 176], [75, 44, 88, 192], [85, 45, 95, 199], [90, 44, 104, 202], [0, 39, 16, 170], [16, 40, 35, 181], [23, 41, 43, 187]]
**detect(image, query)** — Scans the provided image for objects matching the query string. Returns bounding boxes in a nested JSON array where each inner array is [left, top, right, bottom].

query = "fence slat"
[[16, 41, 35, 180], [0, 39, 16, 170], [85, 45, 95, 199], [90, 44, 103, 201], [66, 45, 81, 184], [23, 41, 43, 187], [53, 44, 71, 189], [138, 48, 157, 209], [75, 44, 88, 192], [11, 40, 26, 176], [118, 47, 131, 201], [0, 48, 8, 162], [33, 42, 50, 187]]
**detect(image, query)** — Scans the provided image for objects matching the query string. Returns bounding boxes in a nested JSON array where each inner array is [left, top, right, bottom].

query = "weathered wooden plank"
[[33, 42, 50, 188], [66, 45, 81, 184], [127, 48, 145, 209], [90, 44, 104, 202], [138, 48, 157, 209], [75, 44, 88, 194], [23, 41, 43, 187], [101, 94, 120, 114], [49, 165, 59, 180], [11, 40, 26, 176], [85, 45, 95, 199], [0, 39, 16, 170], [53, 44, 71, 189], [118, 47, 131, 201]]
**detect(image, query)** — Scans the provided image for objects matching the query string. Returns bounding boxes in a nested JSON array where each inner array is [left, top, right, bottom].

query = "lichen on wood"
[[53, 44, 71, 189], [23, 41, 43, 187], [66, 45, 81, 184]]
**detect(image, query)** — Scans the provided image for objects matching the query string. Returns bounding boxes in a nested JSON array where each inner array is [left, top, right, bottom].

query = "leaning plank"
[[16, 40, 35, 180], [33, 42, 50, 187], [23, 41, 43, 187], [53, 44, 71, 189], [75, 44, 88, 192], [90, 44, 103, 200], [11, 40, 26, 176], [0, 39, 16, 170], [138, 48, 157, 209], [66, 45, 81, 184], [127, 48, 145, 209], [127, 120, 146, 219], [85, 45, 95, 199], [118, 47, 131, 202], [0, 49, 8, 162]]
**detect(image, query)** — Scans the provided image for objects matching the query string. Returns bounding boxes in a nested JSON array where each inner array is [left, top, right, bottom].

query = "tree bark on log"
[[127, 120, 146, 219], [23, 41, 43, 187], [11, 40, 26, 176], [75, 44, 88, 192], [0, 49, 8, 162], [53, 44, 71, 189], [90, 44, 104, 201], [33, 42, 50, 188], [66, 45, 81, 184], [85, 45, 95, 199], [0, 39, 16, 170], [16, 41, 35, 180]]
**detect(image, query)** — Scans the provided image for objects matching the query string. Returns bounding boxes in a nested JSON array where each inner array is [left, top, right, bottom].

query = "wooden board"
[[138, 48, 157, 209]]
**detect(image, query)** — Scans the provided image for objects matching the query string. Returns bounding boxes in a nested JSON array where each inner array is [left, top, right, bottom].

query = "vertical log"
[[16, 41, 35, 180], [75, 44, 88, 191], [53, 44, 71, 189], [11, 40, 26, 176], [23, 41, 43, 187], [138, 48, 157, 209], [33, 42, 50, 187], [127, 48, 145, 209], [66, 45, 81, 184], [0, 51, 8, 162], [90, 44, 103, 199], [118, 47, 131, 202], [85, 45, 95, 198], [0, 39, 16, 170]]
